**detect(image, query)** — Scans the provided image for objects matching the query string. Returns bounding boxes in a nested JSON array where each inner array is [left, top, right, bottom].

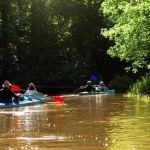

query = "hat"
[[100, 81, 104, 85], [2, 80, 12, 88], [87, 81, 91, 85]]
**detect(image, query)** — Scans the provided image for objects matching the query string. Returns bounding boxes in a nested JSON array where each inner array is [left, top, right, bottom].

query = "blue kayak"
[[0, 93, 46, 108], [79, 89, 115, 95]]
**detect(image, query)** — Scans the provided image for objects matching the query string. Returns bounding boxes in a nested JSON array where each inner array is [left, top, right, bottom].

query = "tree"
[[0, 0, 129, 85], [101, 0, 150, 73], [0, 0, 20, 79]]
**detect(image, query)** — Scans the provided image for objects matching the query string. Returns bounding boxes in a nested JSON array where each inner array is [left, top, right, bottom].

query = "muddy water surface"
[[0, 94, 150, 150]]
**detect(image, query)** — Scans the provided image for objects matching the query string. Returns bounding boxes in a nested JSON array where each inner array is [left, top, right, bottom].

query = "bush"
[[108, 75, 134, 89], [128, 74, 150, 95]]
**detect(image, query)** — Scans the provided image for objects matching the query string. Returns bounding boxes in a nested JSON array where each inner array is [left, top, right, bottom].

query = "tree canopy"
[[101, 0, 150, 73], [0, 0, 138, 86]]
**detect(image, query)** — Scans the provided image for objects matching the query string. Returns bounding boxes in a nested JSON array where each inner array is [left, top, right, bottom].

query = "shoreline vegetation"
[[124, 74, 150, 101]]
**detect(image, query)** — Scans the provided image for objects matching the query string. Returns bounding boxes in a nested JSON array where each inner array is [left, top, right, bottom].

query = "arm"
[[104, 86, 108, 90], [92, 86, 95, 92], [11, 90, 19, 99]]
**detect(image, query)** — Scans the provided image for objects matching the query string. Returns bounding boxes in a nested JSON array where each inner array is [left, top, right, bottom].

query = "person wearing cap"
[[24, 83, 38, 100], [73, 81, 95, 93], [98, 81, 108, 91], [85, 81, 95, 92], [0, 80, 19, 102]]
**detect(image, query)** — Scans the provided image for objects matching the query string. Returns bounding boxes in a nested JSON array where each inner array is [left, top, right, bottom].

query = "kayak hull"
[[79, 89, 115, 95], [0, 98, 45, 108]]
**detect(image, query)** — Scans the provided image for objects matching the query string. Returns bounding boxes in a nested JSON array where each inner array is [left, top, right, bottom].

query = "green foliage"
[[0, 0, 131, 86], [101, 0, 150, 73], [128, 73, 150, 95]]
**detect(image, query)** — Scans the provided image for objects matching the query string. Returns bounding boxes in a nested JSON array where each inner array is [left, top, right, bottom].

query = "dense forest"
[[0, 0, 149, 90]]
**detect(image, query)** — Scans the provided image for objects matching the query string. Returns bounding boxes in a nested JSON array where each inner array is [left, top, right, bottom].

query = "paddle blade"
[[91, 75, 98, 81], [11, 85, 21, 92], [31, 93, 45, 100], [53, 96, 64, 103]]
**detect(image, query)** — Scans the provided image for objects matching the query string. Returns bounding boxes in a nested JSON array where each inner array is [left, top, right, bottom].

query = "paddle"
[[91, 75, 100, 91], [31, 92, 46, 100], [91, 75, 98, 81], [10, 85, 21, 92], [53, 96, 64, 103], [73, 75, 98, 94], [91, 76, 108, 91], [30, 93, 64, 103], [11, 85, 64, 102]]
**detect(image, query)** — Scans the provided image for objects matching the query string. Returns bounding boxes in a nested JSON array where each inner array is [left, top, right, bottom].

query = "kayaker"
[[0, 80, 19, 102], [74, 80, 96, 93], [25, 83, 38, 95], [85, 81, 95, 92], [24, 83, 38, 99], [98, 81, 108, 91]]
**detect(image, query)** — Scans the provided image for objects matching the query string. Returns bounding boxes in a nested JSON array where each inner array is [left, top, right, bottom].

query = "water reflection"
[[0, 94, 150, 149], [107, 96, 150, 150]]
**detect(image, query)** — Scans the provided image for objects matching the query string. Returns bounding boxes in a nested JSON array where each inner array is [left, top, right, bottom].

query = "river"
[[0, 93, 150, 150]]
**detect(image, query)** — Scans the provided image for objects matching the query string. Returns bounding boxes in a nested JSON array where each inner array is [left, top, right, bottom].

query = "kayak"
[[79, 89, 115, 95], [0, 93, 46, 108], [0, 98, 45, 108]]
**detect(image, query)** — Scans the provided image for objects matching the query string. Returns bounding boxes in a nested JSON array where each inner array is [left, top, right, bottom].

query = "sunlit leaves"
[[101, 0, 150, 73]]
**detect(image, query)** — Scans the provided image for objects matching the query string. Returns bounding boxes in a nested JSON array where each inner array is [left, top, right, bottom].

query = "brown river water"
[[0, 93, 150, 150]]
